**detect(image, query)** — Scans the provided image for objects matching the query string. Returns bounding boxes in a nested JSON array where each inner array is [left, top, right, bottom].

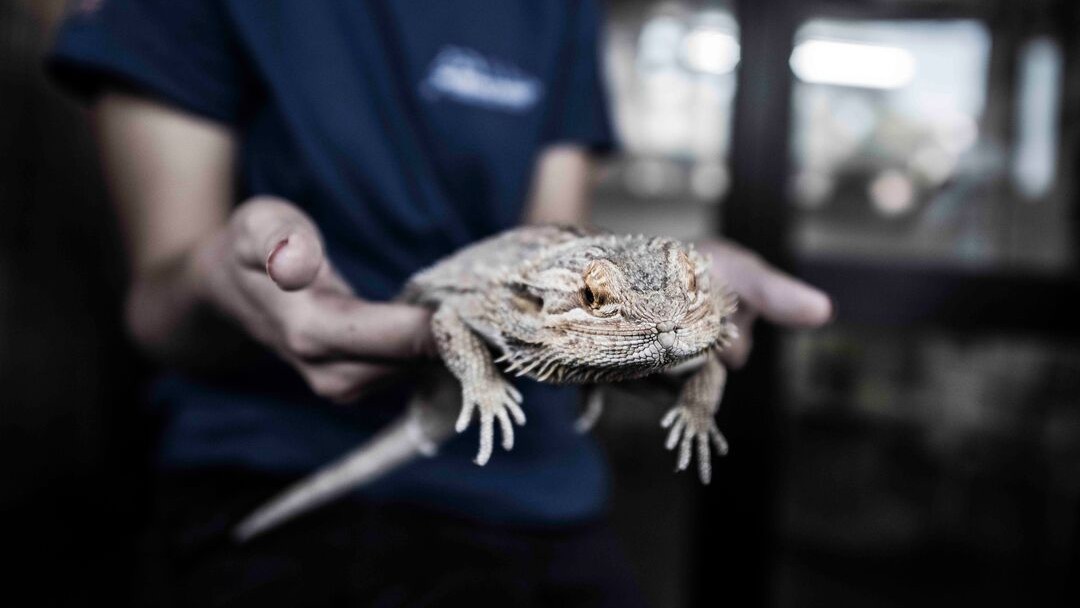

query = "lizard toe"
[[474, 412, 495, 465], [496, 408, 515, 451]]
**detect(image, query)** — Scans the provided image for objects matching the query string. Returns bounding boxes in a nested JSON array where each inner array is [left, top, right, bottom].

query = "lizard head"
[[502, 234, 738, 383]]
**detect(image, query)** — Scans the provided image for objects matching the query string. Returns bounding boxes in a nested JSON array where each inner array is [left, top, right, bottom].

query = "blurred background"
[[4, 0, 1080, 606]]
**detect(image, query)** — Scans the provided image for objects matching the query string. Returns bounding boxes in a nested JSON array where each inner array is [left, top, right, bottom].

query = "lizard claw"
[[456, 377, 526, 465], [660, 405, 728, 484]]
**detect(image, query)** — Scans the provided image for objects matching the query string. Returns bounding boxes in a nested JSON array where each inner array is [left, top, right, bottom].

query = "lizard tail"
[[233, 378, 458, 542]]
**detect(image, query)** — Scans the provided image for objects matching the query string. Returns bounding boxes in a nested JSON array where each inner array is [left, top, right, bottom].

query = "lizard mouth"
[[500, 319, 733, 384], [656, 338, 715, 368], [662, 350, 711, 375]]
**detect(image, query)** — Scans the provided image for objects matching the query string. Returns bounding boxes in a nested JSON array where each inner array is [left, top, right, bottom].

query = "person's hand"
[[696, 239, 832, 368], [192, 197, 436, 402]]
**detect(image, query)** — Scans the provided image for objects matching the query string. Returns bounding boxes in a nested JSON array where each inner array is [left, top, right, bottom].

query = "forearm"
[[522, 145, 595, 225], [94, 93, 255, 370], [124, 227, 256, 371]]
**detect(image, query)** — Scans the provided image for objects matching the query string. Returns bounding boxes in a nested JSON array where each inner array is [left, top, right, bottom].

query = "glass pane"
[[777, 328, 1080, 606], [593, 1, 738, 241], [788, 19, 1073, 272]]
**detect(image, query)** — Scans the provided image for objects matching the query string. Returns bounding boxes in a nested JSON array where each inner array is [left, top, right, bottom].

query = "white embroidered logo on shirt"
[[420, 46, 543, 113], [69, 0, 104, 17]]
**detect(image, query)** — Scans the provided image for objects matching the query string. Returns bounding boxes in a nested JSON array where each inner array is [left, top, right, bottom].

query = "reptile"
[[234, 225, 739, 541]]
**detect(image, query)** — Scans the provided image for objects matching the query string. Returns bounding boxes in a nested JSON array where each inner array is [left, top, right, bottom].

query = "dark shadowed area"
[[1, 0, 148, 602]]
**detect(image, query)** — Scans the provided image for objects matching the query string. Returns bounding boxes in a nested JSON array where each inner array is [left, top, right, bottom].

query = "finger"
[[718, 309, 755, 369], [475, 413, 494, 465], [665, 417, 685, 450], [505, 399, 526, 426], [710, 427, 729, 455], [300, 360, 402, 403], [704, 241, 832, 328], [335, 366, 405, 402], [660, 407, 679, 428], [505, 383, 523, 404], [677, 432, 692, 471], [696, 434, 712, 484], [312, 262, 354, 294], [297, 295, 437, 362], [455, 399, 475, 433], [496, 408, 514, 450], [233, 197, 325, 291]]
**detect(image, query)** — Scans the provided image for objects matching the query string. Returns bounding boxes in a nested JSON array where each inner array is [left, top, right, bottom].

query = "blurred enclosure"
[[593, 0, 1080, 607], [3, 0, 1080, 606]]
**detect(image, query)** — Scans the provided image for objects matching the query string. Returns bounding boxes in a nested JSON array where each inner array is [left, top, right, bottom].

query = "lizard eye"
[[581, 286, 618, 317], [582, 285, 612, 308]]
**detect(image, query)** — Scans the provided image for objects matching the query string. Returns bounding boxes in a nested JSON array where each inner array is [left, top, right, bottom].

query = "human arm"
[[522, 145, 595, 225], [696, 239, 833, 368], [96, 92, 434, 400]]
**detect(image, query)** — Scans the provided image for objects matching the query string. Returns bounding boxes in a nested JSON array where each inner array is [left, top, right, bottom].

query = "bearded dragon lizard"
[[234, 225, 738, 541]]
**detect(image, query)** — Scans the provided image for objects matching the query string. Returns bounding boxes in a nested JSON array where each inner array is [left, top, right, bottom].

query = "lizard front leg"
[[660, 350, 729, 484], [432, 304, 526, 465]]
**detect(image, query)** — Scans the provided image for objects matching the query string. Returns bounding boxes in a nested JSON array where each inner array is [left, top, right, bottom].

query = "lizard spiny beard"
[[498, 290, 736, 384]]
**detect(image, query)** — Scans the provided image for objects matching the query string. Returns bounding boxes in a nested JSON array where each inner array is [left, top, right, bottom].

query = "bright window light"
[[1012, 36, 1062, 201], [790, 39, 917, 89], [682, 28, 740, 75]]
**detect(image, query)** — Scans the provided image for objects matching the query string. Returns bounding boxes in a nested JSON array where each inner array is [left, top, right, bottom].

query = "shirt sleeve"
[[543, 0, 617, 154], [46, 0, 248, 124]]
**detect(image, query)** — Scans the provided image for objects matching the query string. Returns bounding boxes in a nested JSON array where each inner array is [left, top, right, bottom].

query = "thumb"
[[700, 239, 832, 328], [233, 196, 325, 291]]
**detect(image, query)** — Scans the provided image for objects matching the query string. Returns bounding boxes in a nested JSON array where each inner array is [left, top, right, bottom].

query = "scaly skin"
[[234, 225, 738, 541]]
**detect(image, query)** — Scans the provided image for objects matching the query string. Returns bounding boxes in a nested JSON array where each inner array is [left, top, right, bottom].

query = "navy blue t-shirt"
[[49, 0, 616, 527]]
